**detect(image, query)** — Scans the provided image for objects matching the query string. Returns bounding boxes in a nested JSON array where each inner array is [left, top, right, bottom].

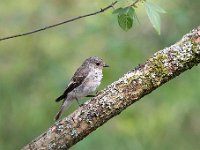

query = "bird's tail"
[[55, 94, 65, 102], [54, 98, 73, 121]]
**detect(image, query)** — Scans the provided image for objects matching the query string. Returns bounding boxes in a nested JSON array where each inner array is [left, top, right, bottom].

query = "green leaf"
[[118, 14, 133, 31], [112, 8, 123, 14], [144, 2, 166, 34], [113, 6, 135, 15], [114, 7, 135, 31], [125, 7, 135, 18], [146, 2, 166, 13]]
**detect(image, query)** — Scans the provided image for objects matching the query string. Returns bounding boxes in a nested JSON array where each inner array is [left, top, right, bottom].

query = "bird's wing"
[[55, 65, 89, 102]]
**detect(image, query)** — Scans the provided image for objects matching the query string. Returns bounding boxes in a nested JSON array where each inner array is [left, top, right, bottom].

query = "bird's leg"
[[75, 98, 83, 107], [85, 90, 99, 98]]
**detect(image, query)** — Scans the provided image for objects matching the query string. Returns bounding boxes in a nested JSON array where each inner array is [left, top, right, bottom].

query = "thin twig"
[[131, 0, 141, 7], [0, 1, 118, 41]]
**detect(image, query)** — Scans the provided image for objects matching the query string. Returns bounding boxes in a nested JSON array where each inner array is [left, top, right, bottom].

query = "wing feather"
[[55, 65, 89, 102]]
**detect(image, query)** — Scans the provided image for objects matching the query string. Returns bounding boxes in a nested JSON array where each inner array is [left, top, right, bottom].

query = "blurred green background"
[[0, 0, 200, 149]]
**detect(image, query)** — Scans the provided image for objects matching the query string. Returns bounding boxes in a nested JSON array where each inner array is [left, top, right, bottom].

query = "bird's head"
[[84, 56, 109, 70]]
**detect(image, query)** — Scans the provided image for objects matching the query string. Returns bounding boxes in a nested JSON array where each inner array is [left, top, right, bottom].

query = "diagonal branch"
[[0, 1, 118, 41], [22, 26, 200, 150]]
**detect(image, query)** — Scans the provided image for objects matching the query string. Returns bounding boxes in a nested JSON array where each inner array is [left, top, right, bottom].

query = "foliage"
[[113, 0, 166, 34]]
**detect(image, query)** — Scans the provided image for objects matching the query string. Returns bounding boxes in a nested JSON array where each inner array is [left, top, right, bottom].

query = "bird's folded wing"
[[55, 65, 89, 102]]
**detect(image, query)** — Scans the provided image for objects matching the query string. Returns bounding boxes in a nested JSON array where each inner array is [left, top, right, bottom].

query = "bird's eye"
[[96, 62, 100, 66]]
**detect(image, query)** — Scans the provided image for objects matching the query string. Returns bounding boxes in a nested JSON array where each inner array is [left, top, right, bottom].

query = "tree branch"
[[22, 26, 200, 150], [0, 1, 118, 41]]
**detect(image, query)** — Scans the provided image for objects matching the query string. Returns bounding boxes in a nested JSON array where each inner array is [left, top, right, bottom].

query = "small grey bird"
[[54, 56, 109, 121]]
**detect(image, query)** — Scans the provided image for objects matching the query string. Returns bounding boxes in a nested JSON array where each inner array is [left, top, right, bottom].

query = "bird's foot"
[[80, 103, 84, 107]]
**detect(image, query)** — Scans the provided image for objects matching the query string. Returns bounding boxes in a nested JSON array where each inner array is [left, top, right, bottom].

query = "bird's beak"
[[103, 64, 109, 67]]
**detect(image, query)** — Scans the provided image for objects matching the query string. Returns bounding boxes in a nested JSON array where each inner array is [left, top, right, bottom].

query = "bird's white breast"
[[73, 69, 103, 98], [83, 69, 103, 92]]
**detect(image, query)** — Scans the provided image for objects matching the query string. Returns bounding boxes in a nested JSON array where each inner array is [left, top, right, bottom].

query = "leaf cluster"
[[113, 0, 166, 34]]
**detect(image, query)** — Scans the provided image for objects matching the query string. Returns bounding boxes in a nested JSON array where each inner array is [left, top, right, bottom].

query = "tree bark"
[[22, 26, 200, 150]]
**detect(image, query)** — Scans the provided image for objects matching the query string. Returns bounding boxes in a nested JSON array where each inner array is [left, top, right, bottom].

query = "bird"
[[54, 56, 109, 121]]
